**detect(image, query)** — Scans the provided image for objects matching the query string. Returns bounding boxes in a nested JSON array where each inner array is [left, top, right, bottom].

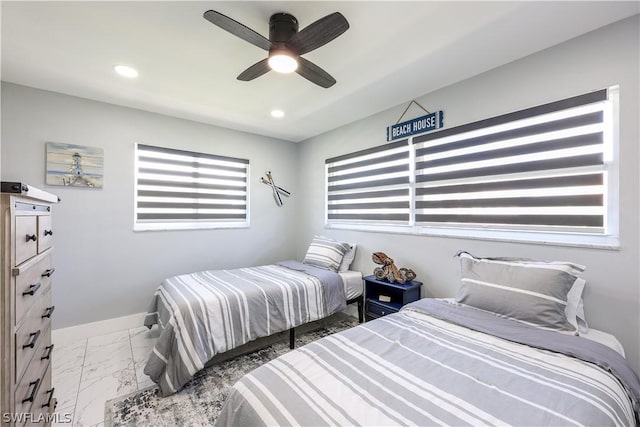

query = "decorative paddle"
[[266, 171, 283, 206], [260, 177, 290, 197]]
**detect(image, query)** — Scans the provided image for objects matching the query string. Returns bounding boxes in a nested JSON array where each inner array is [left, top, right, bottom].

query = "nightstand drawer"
[[366, 299, 400, 317]]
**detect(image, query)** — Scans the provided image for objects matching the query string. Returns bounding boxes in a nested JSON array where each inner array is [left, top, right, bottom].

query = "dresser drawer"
[[27, 363, 55, 427], [15, 216, 38, 266], [37, 215, 53, 254], [14, 337, 50, 424], [15, 289, 53, 384], [15, 253, 53, 327]]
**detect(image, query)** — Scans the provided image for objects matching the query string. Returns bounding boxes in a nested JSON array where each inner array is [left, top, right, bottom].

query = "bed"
[[215, 253, 640, 426], [143, 236, 363, 397]]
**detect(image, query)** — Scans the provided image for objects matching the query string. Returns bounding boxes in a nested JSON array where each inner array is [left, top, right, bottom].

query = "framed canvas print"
[[46, 142, 104, 188]]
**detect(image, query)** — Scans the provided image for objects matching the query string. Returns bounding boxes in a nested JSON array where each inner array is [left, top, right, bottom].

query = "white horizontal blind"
[[135, 144, 249, 226], [326, 140, 411, 225], [413, 89, 609, 232]]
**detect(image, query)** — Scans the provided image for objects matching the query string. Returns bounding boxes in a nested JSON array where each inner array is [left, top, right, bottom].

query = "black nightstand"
[[364, 275, 422, 321]]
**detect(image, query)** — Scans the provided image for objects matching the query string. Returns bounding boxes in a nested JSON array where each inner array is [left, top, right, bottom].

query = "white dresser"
[[1, 183, 58, 427]]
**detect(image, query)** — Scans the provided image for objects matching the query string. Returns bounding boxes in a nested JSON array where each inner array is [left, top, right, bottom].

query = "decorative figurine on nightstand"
[[371, 252, 417, 284]]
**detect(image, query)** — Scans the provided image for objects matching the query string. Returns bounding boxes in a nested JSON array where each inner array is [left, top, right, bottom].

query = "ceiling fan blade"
[[288, 12, 349, 55], [237, 58, 271, 81], [296, 57, 336, 88], [203, 10, 271, 51]]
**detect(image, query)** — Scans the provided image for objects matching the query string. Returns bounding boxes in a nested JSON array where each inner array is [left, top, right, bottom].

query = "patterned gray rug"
[[104, 315, 358, 426]]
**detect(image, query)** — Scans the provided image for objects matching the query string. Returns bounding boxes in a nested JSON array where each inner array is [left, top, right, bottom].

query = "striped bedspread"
[[143, 261, 345, 396], [216, 299, 639, 426]]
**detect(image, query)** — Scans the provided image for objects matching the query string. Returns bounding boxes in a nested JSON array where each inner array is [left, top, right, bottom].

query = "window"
[[326, 88, 618, 247], [134, 144, 249, 231], [414, 89, 610, 232], [326, 140, 412, 226]]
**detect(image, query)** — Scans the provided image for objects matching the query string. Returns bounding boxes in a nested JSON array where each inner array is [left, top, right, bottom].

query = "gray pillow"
[[303, 235, 350, 272], [455, 251, 585, 332]]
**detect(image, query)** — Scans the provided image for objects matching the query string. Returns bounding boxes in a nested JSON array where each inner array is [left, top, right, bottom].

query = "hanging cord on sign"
[[395, 100, 431, 124]]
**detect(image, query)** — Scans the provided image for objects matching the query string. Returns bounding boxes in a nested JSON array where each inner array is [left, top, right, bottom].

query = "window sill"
[[134, 222, 250, 232], [325, 223, 620, 250]]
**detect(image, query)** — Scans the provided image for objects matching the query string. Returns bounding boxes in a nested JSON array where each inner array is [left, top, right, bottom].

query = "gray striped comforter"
[[216, 299, 639, 426], [143, 261, 345, 396]]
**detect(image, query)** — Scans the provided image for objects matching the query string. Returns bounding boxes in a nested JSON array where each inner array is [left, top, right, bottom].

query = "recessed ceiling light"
[[271, 110, 285, 118], [113, 65, 138, 78]]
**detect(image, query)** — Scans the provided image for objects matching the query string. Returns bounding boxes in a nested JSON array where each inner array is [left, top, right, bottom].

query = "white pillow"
[[302, 235, 350, 272], [338, 244, 357, 272], [566, 278, 588, 333]]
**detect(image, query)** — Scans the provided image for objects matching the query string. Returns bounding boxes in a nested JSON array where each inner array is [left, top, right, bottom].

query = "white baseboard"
[[52, 312, 146, 346]]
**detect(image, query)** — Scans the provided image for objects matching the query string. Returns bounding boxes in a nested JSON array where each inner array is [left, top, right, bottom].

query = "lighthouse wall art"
[[45, 142, 104, 188]]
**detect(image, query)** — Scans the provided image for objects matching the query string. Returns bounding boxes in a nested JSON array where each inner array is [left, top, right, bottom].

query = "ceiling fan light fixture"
[[268, 50, 298, 74]]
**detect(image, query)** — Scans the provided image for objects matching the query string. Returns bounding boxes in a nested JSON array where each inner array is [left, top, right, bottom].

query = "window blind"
[[413, 89, 608, 232], [135, 144, 248, 225], [326, 140, 411, 225]]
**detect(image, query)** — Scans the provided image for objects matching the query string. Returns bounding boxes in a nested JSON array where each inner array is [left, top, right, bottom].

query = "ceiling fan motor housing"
[[269, 13, 298, 42]]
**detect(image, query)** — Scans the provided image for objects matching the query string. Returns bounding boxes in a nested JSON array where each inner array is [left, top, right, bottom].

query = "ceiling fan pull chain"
[[395, 100, 431, 124]]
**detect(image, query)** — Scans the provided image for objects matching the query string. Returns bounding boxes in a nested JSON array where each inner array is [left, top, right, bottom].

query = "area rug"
[[104, 315, 358, 426]]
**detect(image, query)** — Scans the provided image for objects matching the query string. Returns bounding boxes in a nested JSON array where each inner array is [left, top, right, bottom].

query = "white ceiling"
[[2, 1, 638, 142]]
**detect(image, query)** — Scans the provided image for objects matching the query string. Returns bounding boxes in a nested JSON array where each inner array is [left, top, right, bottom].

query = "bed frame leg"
[[289, 328, 295, 349], [347, 295, 365, 323]]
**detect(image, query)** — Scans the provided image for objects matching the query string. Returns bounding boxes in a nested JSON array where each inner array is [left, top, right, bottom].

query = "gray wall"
[[1, 15, 638, 374], [1, 83, 299, 329], [297, 16, 640, 372]]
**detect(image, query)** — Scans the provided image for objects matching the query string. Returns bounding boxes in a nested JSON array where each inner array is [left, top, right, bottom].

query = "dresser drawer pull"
[[22, 282, 42, 296], [42, 306, 55, 319], [41, 268, 56, 278], [41, 388, 55, 408], [41, 344, 54, 361], [22, 330, 41, 349], [22, 379, 40, 404], [44, 229, 53, 236], [25, 234, 37, 242]]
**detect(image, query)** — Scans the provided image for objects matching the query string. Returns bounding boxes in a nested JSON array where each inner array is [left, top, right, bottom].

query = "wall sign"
[[387, 110, 444, 141]]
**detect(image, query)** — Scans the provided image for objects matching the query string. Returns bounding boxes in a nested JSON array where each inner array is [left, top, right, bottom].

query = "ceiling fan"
[[203, 10, 349, 88]]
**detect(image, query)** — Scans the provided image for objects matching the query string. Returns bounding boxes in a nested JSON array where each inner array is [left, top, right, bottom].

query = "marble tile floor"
[[51, 325, 160, 426]]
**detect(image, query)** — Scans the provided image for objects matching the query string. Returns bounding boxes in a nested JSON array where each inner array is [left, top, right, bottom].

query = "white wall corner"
[[52, 312, 146, 346]]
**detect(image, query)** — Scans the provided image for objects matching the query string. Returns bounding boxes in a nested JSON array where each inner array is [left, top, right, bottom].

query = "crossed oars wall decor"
[[260, 171, 291, 206]]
